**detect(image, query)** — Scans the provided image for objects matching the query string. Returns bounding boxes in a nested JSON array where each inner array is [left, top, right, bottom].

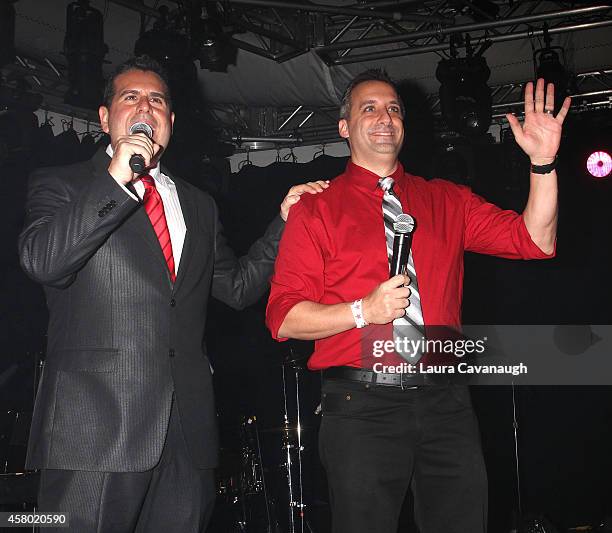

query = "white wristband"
[[351, 299, 368, 329]]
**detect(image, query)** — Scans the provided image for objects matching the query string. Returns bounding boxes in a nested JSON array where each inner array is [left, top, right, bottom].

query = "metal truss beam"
[[327, 17, 612, 65], [226, 0, 453, 24], [231, 68, 612, 149], [316, 4, 612, 63]]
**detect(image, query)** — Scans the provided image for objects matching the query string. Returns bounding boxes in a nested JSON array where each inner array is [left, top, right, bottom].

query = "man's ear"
[[98, 106, 110, 134], [170, 111, 175, 133], [339, 119, 349, 139]]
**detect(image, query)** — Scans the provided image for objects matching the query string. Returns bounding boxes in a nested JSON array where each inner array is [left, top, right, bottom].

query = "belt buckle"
[[400, 368, 418, 390]]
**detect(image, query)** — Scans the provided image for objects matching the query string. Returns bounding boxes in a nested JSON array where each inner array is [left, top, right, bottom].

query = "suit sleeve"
[[463, 188, 555, 259], [210, 199, 285, 310], [18, 167, 139, 288]]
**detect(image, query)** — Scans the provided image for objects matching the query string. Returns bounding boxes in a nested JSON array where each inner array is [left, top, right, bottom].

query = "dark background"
[[1, 94, 611, 532]]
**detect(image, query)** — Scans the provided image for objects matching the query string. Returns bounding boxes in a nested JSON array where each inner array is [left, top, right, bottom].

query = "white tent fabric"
[[12, 0, 612, 108]]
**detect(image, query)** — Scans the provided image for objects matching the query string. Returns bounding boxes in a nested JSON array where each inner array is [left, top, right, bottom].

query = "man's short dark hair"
[[102, 55, 172, 109], [339, 69, 404, 120]]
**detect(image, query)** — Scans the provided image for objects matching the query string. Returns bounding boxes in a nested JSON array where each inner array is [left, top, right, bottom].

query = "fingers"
[[288, 180, 330, 196], [545, 81, 555, 113], [283, 195, 301, 207], [505, 113, 522, 140], [555, 95, 572, 124], [117, 134, 155, 162], [388, 274, 410, 288], [524, 81, 534, 116], [534, 78, 546, 113]]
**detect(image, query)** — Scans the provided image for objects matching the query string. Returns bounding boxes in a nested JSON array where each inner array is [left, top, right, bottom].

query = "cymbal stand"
[[281, 364, 296, 533], [244, 416, 274, 532], [281, 361, 310, 533]]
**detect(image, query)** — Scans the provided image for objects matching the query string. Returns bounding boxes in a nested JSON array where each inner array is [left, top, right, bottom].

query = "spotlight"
[[0, 0, 17, 68], [192, 8, 232, 72], [436, 36, 492, 138], [63, 0, 108, 109], [586, 151, 611, 179], [433, 142, 470, 184], [135, 7, 191, 67], [134, 6, 198, 111], [534, 27, 570, 113]]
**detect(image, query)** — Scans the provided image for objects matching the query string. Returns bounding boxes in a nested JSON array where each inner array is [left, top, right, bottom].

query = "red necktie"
[[141, 175, 176, 282]]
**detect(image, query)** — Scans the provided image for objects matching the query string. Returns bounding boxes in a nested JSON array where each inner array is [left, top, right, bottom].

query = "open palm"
[[506, 78, 571, 164]]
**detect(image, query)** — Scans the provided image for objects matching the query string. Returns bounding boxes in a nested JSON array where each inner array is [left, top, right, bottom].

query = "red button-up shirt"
[[266, 161, 553, 370]]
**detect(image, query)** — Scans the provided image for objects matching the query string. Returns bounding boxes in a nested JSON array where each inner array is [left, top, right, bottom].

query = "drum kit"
[[0, 355, 41, 513], [212, 349, 319, 533], [0, 351, 322, 531]]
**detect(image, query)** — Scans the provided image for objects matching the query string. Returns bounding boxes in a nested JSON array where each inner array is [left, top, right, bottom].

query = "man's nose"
[[377, 109, 393, 125], [136, 96, 151, 113]]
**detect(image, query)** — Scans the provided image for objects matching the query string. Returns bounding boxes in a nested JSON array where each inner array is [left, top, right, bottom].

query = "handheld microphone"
[[128, 122, 153, 174], [390, 213, 415, 277]]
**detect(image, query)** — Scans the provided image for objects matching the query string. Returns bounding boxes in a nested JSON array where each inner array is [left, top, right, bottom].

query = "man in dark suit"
[[18, 55, 327, 532]]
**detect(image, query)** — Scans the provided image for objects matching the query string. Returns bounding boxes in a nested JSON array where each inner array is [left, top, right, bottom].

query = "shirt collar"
[[344, 160, 406, 196], [105, 144, 163, 184]]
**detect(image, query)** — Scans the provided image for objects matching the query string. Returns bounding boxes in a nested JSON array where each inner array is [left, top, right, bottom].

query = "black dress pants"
[[319, 379, 488, 533], [37, 398, 216, 533]]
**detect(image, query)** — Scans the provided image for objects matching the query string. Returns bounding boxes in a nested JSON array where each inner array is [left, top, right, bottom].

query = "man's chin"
[[371, 143, 400, 154]]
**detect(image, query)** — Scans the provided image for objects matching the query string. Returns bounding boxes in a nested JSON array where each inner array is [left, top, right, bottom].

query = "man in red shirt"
[[266, 70, 570, 533]]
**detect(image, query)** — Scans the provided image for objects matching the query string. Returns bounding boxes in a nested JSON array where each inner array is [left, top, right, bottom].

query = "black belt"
[[322, 366, 424, 389]]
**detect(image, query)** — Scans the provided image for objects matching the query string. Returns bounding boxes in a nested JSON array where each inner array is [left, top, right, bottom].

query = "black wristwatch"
[[531, 156, 557, 174]]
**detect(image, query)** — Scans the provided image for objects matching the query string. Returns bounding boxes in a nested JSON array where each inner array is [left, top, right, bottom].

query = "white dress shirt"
[[106, 145, 186, 274]]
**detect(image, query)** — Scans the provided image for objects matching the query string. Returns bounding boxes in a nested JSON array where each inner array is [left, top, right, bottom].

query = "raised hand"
[[506, 78, 571, 166]]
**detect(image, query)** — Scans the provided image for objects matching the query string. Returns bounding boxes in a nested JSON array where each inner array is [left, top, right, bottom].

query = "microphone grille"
[[393, 213, 415, 234], [129, 122, 153, 138]]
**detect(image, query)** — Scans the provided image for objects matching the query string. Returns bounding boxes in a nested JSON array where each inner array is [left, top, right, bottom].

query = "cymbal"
[[282, 349, 310, 367], [260, 425, 309, 434]]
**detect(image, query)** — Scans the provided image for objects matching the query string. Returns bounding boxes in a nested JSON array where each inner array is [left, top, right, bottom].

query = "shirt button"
[[170, 299, 176, 307], [169, 349, 175, 358]]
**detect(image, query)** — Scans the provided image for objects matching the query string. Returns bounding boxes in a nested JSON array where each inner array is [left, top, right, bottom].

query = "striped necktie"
[[379, 177, 424, 360], [141, 175, 176, 283]]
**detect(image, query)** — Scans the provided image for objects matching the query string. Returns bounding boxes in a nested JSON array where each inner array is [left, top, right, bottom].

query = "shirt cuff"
[[108, 173, 139, 202], [518, 217, 557, 258], [266, 296, 304, 342]]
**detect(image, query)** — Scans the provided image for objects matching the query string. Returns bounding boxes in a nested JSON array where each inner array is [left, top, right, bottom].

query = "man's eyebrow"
[[118, 89, 169, 100], [359, 98, 401, 107]]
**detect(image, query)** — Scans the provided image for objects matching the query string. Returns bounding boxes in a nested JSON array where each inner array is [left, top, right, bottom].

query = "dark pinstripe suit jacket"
[[18, 147, 283, 472]]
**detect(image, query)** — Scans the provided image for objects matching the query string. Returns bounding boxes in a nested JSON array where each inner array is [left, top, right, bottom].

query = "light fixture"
[[63, 0, 108, 109], [436, 35, 492, 138], [586, 150, 612, 178], [534, 26, 570, 114], [134, 6, 198, 113], [192, 6, 233, 72], [0, 0, 17, 68]]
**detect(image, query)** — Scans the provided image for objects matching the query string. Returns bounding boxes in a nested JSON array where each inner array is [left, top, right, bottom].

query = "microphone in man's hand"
[[128, 122, 154, 174], [390, 213, 415, 278]]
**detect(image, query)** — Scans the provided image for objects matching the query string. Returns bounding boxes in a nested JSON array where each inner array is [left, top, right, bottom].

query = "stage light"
[[63, 0, 108, 109], [433, 142, 470, 184], [192, 9, 231, 72], [586, 151, 612, 178], [0, 0, 17, 68], [436, 37, 492, 138], [534, 27, 570, 114], [134, 6, 198, 112]]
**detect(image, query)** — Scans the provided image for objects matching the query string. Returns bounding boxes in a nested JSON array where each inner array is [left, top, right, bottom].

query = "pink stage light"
[[586, 151, 612, 178]]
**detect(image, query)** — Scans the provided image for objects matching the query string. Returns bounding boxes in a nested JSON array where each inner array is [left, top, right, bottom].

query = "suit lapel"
[[91, 147, 172, 284], [169, 173, 196, 293]]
